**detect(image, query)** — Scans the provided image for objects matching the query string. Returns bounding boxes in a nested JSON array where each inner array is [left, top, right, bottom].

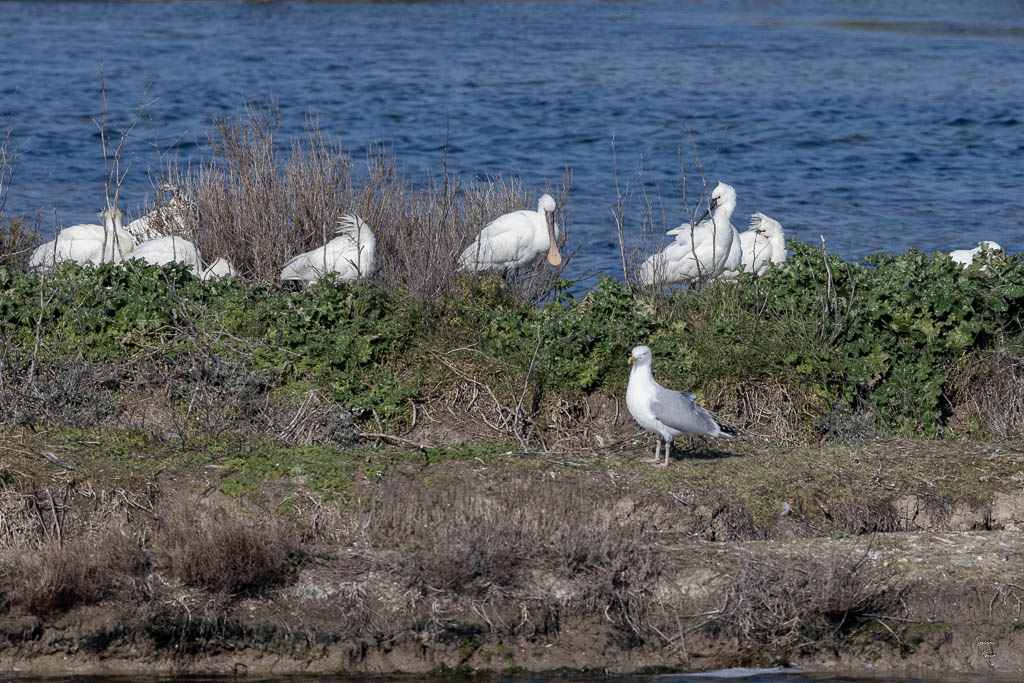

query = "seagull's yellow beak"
[[628, 355, 636, 364]]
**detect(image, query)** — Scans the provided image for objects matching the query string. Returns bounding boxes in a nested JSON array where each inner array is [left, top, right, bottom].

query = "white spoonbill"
[[637, 182, 738, 286], [201, 258, 237, 281], [123, 236, 204, 273], [280, 214, 376, 284], [626, 345, 732, 468], [124, 186, 196, 242], [950, 241, 1004, 268], [720, 212, 788, 278], [28, 207, 135, 272], [458, 193, 562, 271]]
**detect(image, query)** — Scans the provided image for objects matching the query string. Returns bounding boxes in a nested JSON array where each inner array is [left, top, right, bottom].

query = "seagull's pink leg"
[[653, 440, 672, 468], [640, 439, 661, 463]]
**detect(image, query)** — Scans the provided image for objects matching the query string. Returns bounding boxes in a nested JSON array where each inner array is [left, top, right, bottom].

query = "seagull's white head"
[[629, 345, 652, 365]]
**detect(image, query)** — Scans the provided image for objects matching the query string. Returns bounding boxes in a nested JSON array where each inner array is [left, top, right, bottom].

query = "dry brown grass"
[[0, 477, 150, 617], [707, 378, 812, 445], [167, 102, 355, 281], [160, 99, 570, 302], [362, 474, 654, 607], [0, 122, 41, 268], [949, 347, 1024, 438], [10, 540, 112, 616], [157, 495, 299, 595], [0, 218, 41, 270], [706, 544, 903, 653], [2, 527, 146, 617]]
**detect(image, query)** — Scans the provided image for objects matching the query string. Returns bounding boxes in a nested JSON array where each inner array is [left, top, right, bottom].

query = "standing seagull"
[[720, 212, 787, 278], [625, 345, 732, 467], [280, 214, 376, 284], [458, 193, 562, 271], [638, 182, 738, 286]]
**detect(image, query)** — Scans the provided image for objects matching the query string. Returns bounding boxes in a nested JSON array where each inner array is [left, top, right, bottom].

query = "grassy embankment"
[[1, 107, 1024, 673]]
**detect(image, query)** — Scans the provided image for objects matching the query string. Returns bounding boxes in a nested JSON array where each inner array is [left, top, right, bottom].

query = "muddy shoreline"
[[2, 531, 1024, 677], [2, 431, 1023, 678]]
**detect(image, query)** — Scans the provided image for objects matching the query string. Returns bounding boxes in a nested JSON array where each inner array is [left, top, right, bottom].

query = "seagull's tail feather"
[[717, 423, 740, 438]]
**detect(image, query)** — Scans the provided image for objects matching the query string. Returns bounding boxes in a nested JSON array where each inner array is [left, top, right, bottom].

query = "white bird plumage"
[[280, 214, 377, 284], [949, 241, 1004, 268], [626, 345, 731, 467], [201, 258, 237, 281], [28, 207, 135, 272], [124, 188, 196, 243], [458, 193, 563, 271], [638, 181, 738, 286], [720, 212, 788, 278], [123, 235, 204, 273]]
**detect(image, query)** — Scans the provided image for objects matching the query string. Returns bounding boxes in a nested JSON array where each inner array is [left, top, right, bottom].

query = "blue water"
[[1, 0, 1022, 282]]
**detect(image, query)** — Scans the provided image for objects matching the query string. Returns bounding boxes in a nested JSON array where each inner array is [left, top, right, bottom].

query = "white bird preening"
[[123, 236, 204, 273], [720, 212, 788, 279], [949, 241, 1004, 268], [625, 345, 732, 467], [280, 214, 377, 284], [458, 193, 563, 271], [124, 185, 196, 243], [28, 207, 135, 272], [638, 182, 738, 286]]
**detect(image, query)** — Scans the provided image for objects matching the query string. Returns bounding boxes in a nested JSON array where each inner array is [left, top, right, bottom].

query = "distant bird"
[[28, 207, 135, 272], [201, 258, 237, 281], [638, 181, 738, 286], [123, 235, 204, 273], [950, 241, 1004, 268], [720, 212, 788, 278], [458, 193, 562, 271], [625, 345, 732, 467], [280, 214, 376, 284], [124, 186, 196, 243]]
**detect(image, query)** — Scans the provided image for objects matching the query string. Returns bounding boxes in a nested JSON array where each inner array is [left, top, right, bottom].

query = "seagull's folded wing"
[[650, 386, 720, 436]]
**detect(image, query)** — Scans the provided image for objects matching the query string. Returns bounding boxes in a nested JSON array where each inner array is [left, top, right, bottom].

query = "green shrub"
[[2, 244, 1023, 438]]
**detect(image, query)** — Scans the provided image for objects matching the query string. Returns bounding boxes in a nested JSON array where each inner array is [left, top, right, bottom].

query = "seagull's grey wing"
[[650, 385, 722, 437]]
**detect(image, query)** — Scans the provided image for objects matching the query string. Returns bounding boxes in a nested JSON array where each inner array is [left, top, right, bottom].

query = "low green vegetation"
[[2, 241, 1022, 441]]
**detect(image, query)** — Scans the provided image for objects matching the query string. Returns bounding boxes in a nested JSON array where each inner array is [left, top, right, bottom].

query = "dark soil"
[[1, 429, 1023, 677]]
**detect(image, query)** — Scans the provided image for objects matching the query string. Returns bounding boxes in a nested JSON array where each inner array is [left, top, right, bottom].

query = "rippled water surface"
[[2, 0, 1022, 280]]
